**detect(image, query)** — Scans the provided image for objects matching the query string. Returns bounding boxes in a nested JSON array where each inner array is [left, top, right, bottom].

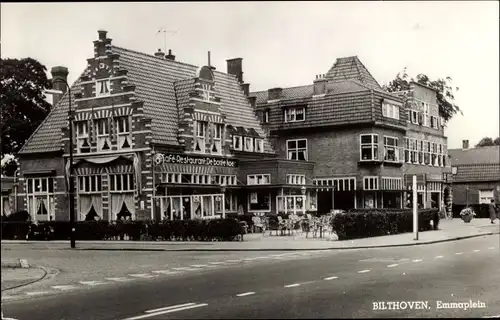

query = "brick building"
[[16, 30, 318, 222], [449, 142, 500, 206], [249, 56, 452, 214]]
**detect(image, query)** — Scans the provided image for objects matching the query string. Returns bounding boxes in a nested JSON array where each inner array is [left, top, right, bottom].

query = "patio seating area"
[[248, 214, 336, 239]]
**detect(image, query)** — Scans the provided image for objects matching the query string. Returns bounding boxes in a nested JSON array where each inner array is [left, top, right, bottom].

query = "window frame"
[[382, 103, 400, 120], [360, 134, 379, 161], [286, 139, 308, 161], [244, 137, 254, 152], [232, 135, 242, 151], [96, 79, 111, 97], [284, 107, 306, 123], [247, 174, 271, 185], [383, 136, 399, 162], [363, 176, 379, 191], [255, 138, 264, 153], [25, 177, 55, 221], [248, 191, 271, 213]]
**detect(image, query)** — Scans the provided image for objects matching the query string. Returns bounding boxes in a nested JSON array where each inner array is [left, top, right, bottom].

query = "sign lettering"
[[153, 153, 238, 168]]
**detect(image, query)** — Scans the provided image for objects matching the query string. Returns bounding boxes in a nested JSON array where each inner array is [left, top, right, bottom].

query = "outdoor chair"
[[252, 216, 266, 234]]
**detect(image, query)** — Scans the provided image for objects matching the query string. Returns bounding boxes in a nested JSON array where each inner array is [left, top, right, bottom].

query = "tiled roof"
[[452, 163, 500, 183], [448, 146, 500, 165], [325, 56, 382, 90], [19, 45, 274, 154], [19, 74, 85, 154], [250, 85, 314, 104]]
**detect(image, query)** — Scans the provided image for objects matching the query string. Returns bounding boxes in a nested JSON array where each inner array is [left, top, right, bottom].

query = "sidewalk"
[[2, 218, 498, 251]]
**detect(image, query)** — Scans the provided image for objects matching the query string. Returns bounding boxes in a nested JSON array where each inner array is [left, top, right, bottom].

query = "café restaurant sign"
[[153, 153, 238, 168]]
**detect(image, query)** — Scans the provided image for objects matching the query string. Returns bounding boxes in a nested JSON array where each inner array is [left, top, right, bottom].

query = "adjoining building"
[[249, 57, 452, 214], [16, 30, 318, 222], [448, 142, 500, 207]]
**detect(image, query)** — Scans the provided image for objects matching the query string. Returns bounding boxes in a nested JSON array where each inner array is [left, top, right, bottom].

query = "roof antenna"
[[156, 28, 178, 53]]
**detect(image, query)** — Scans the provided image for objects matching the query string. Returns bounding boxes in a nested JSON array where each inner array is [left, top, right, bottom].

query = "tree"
[[1, 153, 18, 177], [476, 137, 500, 147], [383, 67, 462, 123], [0, 57, 52, 157]]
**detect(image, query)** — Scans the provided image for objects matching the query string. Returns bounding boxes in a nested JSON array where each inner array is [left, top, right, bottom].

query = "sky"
[[1, 1, 499, 149]]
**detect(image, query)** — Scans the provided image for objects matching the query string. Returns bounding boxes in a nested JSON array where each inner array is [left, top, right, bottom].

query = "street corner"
[[1, 265, 55, 293]]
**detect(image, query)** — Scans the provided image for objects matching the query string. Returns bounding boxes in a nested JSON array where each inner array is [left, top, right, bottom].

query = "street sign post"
[[413, 175, 418, 240]]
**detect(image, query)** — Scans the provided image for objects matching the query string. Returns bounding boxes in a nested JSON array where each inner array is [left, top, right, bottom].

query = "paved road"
[[2, 235, 499, 319]]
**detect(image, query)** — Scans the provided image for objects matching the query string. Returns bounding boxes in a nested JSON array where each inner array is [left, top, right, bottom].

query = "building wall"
[[452, 181, 500, 205]]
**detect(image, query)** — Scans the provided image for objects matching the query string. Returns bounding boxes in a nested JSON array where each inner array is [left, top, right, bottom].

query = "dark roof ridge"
[[18, 71, 85, 155], [250, 83, 314, 95], [112, 45, 199, 69]]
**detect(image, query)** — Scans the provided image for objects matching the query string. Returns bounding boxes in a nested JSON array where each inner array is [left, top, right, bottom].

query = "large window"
[[109, 173, 135, 220], [210, 123, 223, 154], [360, 134, 378, 161], [96, 80, 111, 97], [410, 139, 418, 164], [277, 195, 306, 214], [479, 189, 494, 204], [193, 120, 207, 153], [363, 176, 379, 190], [431, 142, 438, 166], [76, 120, 90, 153], [248, 192, 270, 212], [109, 173, 135, 191], [115, 116, 131, 149], [95, 118, 111, 151], [26, 177, 54, 221], [382, 103, 400, 120], [224, 192, 238, 212], [78, 175, 103, 220], [285, 107, 305, 122], [247, 174, 270, 185], [287, 139, 307, 161], [422, 102, 429, 127], [383, 136, 399, 162]]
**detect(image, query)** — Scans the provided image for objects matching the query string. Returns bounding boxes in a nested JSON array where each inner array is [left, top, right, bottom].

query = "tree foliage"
[[383, 67, 462, 123], [475, 137, 500, 147], [1, 57, 52, 156]]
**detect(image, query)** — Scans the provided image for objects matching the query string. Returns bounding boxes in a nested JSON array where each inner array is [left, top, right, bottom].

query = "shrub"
[[331, 208, 439, 241]]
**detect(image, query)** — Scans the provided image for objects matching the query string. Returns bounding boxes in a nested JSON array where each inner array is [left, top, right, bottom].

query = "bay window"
[[383, 136, 399, 162], [287, 139, 307, 161], [360, 134, 378, 161], [287, 174, 306, 185], [26, 177, 54, 221], [248, 192, 271, 212]]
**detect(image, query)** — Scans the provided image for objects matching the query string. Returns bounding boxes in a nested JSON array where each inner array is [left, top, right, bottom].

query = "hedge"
[[0, 218, 244, 242], [331, 208, 440, 241]]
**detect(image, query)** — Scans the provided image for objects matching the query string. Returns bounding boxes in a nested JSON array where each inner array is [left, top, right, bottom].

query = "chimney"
[[97, 29, 107, 41], [50, 66, 69, 106], [268, 88, 282, 101], [313, 74, 327, 95], [165, 49, 176, 61], [240, 83, 250, 97], [226, 58, 243, 84], [207, 51, 215, 70], [154, 48, 165, 59], [462, 140, 469, 150]]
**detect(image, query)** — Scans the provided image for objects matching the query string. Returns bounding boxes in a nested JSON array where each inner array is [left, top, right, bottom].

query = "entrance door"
[[431, 192, 440, 209], [317, 190, 333, 214]]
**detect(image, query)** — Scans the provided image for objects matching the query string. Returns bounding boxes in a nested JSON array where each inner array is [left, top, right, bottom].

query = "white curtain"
[[92, 195, 103, 218], [42, 198, 49, 216], [172, 197, 181, 220], [123, 193, 135, 216], [79, 195, 93, 218], [133, 153, 141, 195], [36, 197, 43, 215], [111, 193, 126, 219]]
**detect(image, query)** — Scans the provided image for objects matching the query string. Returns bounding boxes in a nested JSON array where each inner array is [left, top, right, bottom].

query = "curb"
[[2, 231, 498, 252], [69, 231, 497, 252], [1, 265, 49, 292], [1, 259, 30, 269]]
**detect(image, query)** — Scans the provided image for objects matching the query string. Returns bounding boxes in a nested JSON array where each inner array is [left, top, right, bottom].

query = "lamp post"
[[53, 78, 75, 249]]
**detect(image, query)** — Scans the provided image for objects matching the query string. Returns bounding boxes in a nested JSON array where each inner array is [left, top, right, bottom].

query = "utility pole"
[[156, 28, 178, 53]]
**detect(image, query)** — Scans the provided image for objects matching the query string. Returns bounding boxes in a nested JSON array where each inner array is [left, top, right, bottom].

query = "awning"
[[23, 170, 56, 177]]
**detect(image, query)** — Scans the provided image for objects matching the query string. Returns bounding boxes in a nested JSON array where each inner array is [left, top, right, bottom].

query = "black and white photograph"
[[1, 1, 499, 319]]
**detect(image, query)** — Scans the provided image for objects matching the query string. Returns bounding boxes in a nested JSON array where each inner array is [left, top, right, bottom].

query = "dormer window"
[[285, 107, 305, 123], [76, 120, 90, 153], [382, 103, 400, 120], [255, 138, 264, 153], [233, 135, 242, 151], [244, 137, 254, 152], [96, 80, 111, 97], [263, 110, 269, 123]]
